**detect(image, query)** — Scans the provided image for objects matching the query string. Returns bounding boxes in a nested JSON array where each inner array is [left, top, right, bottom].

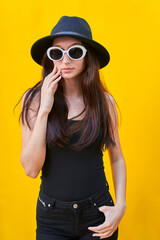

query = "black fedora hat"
[[31, 16, 110, 69]]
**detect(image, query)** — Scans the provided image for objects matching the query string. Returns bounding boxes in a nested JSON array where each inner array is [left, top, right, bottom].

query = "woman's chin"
[[62, 73, 77, 80]]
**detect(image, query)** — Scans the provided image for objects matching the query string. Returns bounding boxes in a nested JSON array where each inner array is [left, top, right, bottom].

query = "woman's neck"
[[63, 77, 83, 99]]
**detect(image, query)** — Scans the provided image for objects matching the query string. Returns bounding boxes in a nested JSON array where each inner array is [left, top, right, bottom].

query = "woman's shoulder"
[[21, 89, 40, 130], [103, 91, 115, 104], [103, 91, 117, 127], [22, 89, 40, 109]]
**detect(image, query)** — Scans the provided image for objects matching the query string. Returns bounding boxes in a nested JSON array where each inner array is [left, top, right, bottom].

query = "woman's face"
[[52, 36, 86, 81]]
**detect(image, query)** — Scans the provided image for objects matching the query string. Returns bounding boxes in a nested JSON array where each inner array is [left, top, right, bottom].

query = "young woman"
[[19, 16, 126, 240]]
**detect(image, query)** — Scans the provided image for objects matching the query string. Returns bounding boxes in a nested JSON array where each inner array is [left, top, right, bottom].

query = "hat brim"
[[30, 32, 110, 69]]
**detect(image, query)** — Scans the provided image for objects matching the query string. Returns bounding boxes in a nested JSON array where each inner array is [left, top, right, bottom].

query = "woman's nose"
[[62, 53, 71, 63]]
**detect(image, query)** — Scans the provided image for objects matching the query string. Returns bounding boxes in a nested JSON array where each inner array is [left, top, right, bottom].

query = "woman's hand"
[[88, 203, 126, 239], [39, 65, 62, 115]]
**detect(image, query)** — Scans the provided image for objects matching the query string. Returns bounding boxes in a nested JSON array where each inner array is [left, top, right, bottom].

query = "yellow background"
[[0, 0, 160, 239]]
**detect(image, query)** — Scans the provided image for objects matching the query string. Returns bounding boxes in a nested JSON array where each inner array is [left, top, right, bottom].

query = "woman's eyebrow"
[[53, 43, 82, 49]]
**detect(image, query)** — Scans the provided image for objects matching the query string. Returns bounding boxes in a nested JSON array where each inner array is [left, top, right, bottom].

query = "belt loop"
[[47, 199, 56, 209], [88, 196, 94, 205], [51, 199, 56, 209], [88, 196, 97, 208]]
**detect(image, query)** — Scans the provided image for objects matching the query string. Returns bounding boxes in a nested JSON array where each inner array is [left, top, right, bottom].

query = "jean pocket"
[[93, 190, 115, 212], [37, 195, 54, 213], [103, 191, 115, 206]]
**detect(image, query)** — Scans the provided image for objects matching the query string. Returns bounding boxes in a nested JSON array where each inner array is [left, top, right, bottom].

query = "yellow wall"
[[0, 0, 160, 239]]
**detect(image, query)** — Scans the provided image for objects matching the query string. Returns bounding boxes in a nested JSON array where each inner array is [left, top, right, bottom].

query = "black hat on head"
[[31, 16, 110, 68]]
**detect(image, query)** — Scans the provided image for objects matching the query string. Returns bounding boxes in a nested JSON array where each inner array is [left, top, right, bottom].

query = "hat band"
[[52, 31, 92, 40]]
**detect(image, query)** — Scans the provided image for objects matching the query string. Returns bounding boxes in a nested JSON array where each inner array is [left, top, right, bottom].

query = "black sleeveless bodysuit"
[[39, 119, 108, 201]]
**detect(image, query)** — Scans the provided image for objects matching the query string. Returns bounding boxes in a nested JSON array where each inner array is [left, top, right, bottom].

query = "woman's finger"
[[44, 65, 58, 81], [49, 75, 62, 88], [88, 222, 107, 232], [50, 65, 58, 75], [92, 228, 116, 239], [48, 70, 61, 84], [46, 68, 57, 79], [49, 75, 61, 94], [51, 75, 62, 84], [92, 225, 112, 234], [44, 69, 61, 87]]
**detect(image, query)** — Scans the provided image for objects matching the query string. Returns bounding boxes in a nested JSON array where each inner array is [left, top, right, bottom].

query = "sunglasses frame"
[[47, 45, 87, 61]]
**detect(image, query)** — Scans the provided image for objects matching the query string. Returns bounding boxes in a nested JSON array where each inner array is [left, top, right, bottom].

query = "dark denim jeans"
[[36, 185, 118, 240]]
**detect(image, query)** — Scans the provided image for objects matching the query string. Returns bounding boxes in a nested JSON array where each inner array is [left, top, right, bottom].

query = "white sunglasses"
[[47, 45, 87, 61]]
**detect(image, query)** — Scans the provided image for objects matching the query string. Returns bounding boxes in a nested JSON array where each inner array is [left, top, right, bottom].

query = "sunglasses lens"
[[49, 49, 63, 60], [69, 47, 83, 59]]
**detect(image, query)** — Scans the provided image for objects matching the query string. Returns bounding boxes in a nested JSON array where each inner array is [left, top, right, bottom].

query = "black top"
[[40, 119, 108, 201]]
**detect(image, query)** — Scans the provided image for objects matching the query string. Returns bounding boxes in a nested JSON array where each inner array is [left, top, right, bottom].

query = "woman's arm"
[[88, 93, 127, 238], [20, 66, 62, 178], [20, 92, 49, 178], [107, 93, 127, 210]]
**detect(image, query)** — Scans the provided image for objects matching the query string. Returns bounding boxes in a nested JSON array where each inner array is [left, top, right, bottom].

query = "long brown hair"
[[14, 41, 121, 151]]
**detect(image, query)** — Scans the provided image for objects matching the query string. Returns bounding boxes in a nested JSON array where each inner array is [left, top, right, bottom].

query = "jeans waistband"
[[38, 185, 109, 210]]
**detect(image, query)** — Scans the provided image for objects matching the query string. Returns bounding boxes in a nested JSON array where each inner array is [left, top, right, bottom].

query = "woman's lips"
[[61, 68, 73, 73]]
